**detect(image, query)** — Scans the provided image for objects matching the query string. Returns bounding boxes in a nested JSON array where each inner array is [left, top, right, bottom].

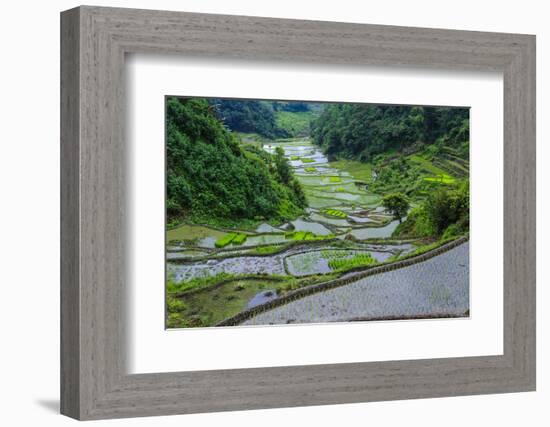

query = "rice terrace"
[[165, 97, 470, 328]]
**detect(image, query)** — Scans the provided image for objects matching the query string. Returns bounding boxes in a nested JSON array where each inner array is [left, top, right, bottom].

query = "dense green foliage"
[[366, 146, 466, 201], [272, 101, 313, 112], [211, 99, 289, 139], [381, 193, 410, 222], [393, 181, 469, 239], [166, 97, 306, 225], [212, 99, 323, 138], [275, 111, 318, 137], [311, 104, 469, 162]]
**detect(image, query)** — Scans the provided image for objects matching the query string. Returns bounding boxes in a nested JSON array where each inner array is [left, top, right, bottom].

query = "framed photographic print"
[[164, 96, 471, 329], [61, 6, 536, 420]]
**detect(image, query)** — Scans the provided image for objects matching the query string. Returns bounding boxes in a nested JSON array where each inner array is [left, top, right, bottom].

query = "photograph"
[[165, 96, 470, 328]]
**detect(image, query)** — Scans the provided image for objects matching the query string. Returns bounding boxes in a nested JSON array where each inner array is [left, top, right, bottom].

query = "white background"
[[0, 0, 547, 426], [128, 57, 502, 373]]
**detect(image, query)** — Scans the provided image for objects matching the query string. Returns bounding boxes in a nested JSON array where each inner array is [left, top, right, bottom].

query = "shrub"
[[425, 183, 469, 235], [441, 223, 461, 240], [381, 192, 409, 222], [393, 205, 435, 238], [166, 295, 187, 312]]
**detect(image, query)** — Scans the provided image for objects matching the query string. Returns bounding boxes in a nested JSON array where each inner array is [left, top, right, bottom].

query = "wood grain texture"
[[60, 7, 80, 419], [60, 5, 536, 420]]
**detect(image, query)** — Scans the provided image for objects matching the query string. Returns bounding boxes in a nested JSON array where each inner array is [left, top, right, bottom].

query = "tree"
[[424, 183, 469, 235], [382, 193, 410, 223], [274, 146, 292, 184]]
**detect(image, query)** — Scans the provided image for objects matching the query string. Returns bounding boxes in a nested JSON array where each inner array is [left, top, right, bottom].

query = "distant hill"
[[211, 99, 324, 139], [210, 99, 288, 139], [311, 104, 469, 162]]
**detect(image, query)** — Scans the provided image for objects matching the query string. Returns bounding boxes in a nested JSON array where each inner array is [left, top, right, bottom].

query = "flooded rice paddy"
[[242, 242, 470, 325], [168, 139, 419, 312]]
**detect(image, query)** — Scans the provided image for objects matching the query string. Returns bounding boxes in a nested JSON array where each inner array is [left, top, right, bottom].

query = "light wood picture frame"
[[60, 5, 536, 420]]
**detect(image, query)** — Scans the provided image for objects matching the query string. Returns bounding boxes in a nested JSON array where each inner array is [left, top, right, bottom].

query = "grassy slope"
[[408, 154, 449, 176], [275, 111, 318, 137], [328, 159, 373, 183]]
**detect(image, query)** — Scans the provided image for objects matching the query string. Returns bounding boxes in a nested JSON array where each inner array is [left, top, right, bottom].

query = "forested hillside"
[[311, 104, 469, 162], [210, 99, 289, 139], [211, 99, 323, 139], [166, 97, 306, 227], [310, 103, 470, 240]]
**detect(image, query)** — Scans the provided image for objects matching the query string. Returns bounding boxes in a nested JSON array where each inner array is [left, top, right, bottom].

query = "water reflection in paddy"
[[291, 218, 332, 235], [169, 255, 286, 282], [347, 215, 375, 224], [348, 219, 402, 239], [167, 140, 412, 284], [167, 224, 226, 248], [242, 234, 288, 246], [255, 223, 282, 233], [247, 290, 278, 308], [309, 213, 350, 227]]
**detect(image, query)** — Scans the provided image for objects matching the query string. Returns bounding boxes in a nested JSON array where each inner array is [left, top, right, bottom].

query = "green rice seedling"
[[231, 233, 248, 245], [294, 231, 307, 240], [301, 158, 315, 163], [214, 233, 237, 248], [290, 155, 300, 160], [304, 167, 317, 172], [323, 209, 347, 218], [328, 253, 376, 271], [285, 231, 313, 241], [328, 176, 341, 183], [321, 250, 348, 259]]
